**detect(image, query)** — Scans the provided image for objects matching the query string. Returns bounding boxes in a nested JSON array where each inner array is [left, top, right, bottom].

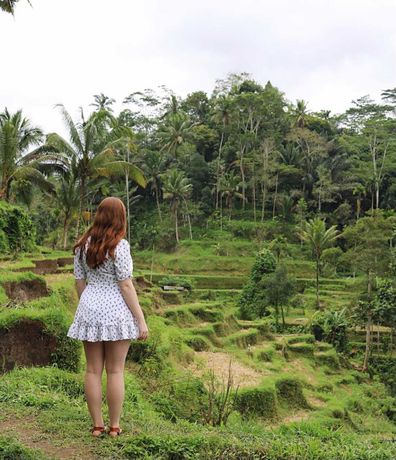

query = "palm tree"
[[143, 150, 166, 221], [91, 93, 116, 112], [294, 99, 309, 128], [162, 169, 192, 243], [211, 96, 232, 209], [0, 0, 31, 14], [0, 109, 56, 201], [157, 112, 194, 159], [219, 170, 245, 220], [56, 171, 80, 249], [102, 126, 147, 242], [352, 183, 367, 220], [47, 105, 146, 237], [299, 218, 339, 309]]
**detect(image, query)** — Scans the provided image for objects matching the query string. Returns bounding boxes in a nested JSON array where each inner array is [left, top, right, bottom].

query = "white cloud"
[[0, 0, 395, 135]]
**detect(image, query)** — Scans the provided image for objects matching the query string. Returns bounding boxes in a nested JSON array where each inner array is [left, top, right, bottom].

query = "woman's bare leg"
[[104, 339, 131, 432], [83, 341, 105, 433]]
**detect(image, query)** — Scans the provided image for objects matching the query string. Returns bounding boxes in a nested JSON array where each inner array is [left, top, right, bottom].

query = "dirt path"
[[188, 351, 264, 387], [1, 413, 97, 460]]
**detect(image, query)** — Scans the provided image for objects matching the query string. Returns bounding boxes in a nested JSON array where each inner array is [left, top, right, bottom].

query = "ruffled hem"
[[67, 320, 140, 342]]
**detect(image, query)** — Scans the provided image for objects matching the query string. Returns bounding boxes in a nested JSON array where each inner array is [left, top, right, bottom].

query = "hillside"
[[0, 229, 395, 460]]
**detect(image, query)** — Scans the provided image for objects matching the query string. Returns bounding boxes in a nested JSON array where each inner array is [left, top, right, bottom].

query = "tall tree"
[[299, 218, 339, 309], [0, 109, 57, 201], [162, 169, 192, 243]]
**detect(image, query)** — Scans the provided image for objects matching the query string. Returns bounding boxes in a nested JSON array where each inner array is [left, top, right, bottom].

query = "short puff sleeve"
[[74, 247, 87, 280], [114, 239, 133, 281]]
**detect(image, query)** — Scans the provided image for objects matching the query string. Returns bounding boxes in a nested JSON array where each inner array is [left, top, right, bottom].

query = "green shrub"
[[235, 386, 278, 420], [158, 276, 194, 291], [275, 377, 310, 409], [368, 356, 396, 396], [150, 377, 208, 423], [310, 308, 349, 353], [314, 350, 340, 369], [288, 342, 315, 355], [185, 335, 211, 351], [0, 201, 36, 253], [287, 334, 315, 345], [257, 348, 275, 362]]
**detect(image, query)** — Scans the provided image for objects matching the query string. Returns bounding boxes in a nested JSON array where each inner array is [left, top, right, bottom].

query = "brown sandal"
[[108, 426, 123, 437], [91, 426, 107, 437]]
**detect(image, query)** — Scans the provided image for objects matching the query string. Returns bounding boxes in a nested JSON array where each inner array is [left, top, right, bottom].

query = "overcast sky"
[[1, 0, 395, 136]]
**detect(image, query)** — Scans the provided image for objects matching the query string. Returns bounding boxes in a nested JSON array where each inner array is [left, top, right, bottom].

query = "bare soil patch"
[[33, 259, 59, 274], [56, 257, 74, 267], [1, 414, 96, 460], [3, 279, 49, 302], [0, 319, 57, 371], [188, 351, 264, 387]]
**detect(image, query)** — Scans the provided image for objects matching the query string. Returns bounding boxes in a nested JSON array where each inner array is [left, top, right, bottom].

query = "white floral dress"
[[67, 238, 140, 342]]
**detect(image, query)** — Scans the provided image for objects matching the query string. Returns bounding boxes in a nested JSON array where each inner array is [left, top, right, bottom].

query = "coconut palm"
[[294, 99, 309, 128], [298, 218, 339, 309], [0, 109, 58, 201], [219, 170, 245, 220], [157, 112, 194, 159], [102, 126, 147, 242], [56, 171, 80, 249], [143, 150, 166, 221], [161, 169, 192, 243], [211, 96, 232, 209], [91, 93, 116, 112], [0, 0, 31, 14], [46, 105, 146, 237]]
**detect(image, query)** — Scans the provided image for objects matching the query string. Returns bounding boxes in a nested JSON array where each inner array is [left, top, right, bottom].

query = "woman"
[[67, 197, 149, 438]]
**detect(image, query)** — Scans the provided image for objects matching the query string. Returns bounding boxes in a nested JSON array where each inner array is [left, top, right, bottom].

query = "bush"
[[150, 377, 208, 423], [186, 335, 211, 351], [314, 350, 340, 369], [0, 201, 36, 253], [235, 386, 278, 420], [158, 276, 194, 291], [275, 377, 310, 409], [310, 308, 349, 353]]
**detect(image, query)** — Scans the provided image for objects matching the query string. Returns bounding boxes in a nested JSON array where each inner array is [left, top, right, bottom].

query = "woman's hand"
[[137, 320, 149, 340]]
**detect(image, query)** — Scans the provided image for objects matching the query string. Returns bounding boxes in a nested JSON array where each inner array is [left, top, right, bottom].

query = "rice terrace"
[[1, 1, 396, 459]]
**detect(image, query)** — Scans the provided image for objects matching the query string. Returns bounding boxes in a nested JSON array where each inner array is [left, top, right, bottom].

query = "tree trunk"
[[215, 131, 224, 210], [280, 304, 285, 329], [363, 314, 372, 371], [155, 185, 162, 221], [125, 167, 130, 244], [315, 256, 320, 309], [175, 205, 179, 243], [240, 161, 246, 211], [272, 173, 278, 219], [76, 176, 86, 239], [363, 271, 373, 371], [62, 215, 69, 250]]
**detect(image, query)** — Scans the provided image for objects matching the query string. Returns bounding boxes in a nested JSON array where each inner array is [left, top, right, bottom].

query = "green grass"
[[1, 236, 396, 459]]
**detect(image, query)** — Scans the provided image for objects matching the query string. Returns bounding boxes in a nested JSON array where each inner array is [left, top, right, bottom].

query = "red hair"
[[73, 197, 127, 269]]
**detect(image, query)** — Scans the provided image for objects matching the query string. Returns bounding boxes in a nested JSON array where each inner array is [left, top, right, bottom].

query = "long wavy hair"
[[73, 197, 127, 269]]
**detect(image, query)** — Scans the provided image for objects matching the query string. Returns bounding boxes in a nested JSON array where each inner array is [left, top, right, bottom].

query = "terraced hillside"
[[0, 236, 395, 460]]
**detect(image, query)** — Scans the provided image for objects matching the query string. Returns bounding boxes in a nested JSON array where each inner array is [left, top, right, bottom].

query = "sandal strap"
[[92, 426, 105, 431], [109, 426, 121, 433]]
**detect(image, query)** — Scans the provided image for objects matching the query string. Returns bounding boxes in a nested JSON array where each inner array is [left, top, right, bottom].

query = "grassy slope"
[[0, 234, 395, 459]]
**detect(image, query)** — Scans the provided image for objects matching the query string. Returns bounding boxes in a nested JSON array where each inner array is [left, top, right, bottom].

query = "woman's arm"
[[118, 278, 149, 340], [75, 279, 86, 299]]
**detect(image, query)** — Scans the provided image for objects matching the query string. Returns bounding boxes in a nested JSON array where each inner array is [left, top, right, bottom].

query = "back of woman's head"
[[73, 197, 127, 269]]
